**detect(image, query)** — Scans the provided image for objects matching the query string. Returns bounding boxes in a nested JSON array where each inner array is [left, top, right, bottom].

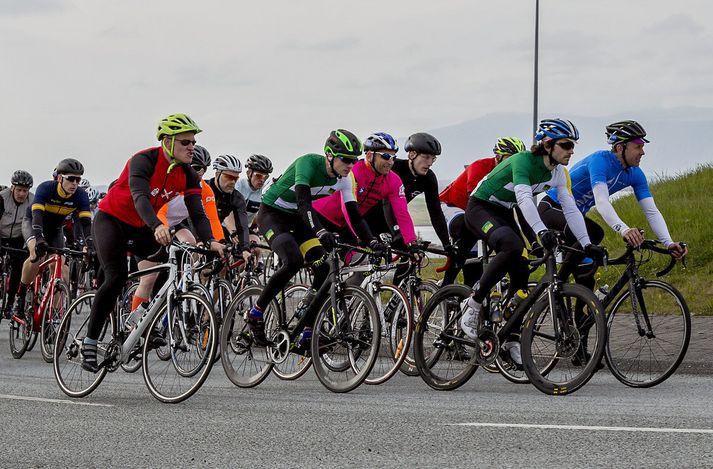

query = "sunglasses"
[[335, 156, 358, 165], [191, 165, 206, 172], [374, 152, 397, 161], [177, 139, 197, 147], [220, 172, 239, 181], [62, 175, 82, 183], [251, 172, 269, 181], [556, 141, 575, 151]]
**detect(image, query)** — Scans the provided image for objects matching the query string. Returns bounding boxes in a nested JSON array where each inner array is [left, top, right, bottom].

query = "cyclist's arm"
[[424, 171, 450, 246], [295, 184, 324, 235], [128, 153, 163, 230], [592, 183, 630, 235], [638, 197, 674, 246], [184, 170, 214, 244], [556, 185, 591, 246], [387, 177, 416, 245], [514, 184, 546, 234], [30, 185, 49, 237], [230, 191, 250, 248], [201, 182, 225, 241]]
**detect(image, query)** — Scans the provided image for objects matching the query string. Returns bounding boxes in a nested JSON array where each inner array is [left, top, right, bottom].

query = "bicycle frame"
[[14, 253, 64, 332]]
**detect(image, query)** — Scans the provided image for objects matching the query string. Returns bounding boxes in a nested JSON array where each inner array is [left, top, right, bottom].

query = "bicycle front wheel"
[[41, 280, 70, 363], [272, 284, 313, 381], [605, 279, 691, 388], [9, 289, 34, 359], [311, 286, 380, 393], [521, 283, 606, 395], [401, 280, 439, 376], [142, 292, 217, 403]]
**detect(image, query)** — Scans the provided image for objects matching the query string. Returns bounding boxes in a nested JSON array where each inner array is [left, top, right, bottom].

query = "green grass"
[[418, 164, 713, 315]]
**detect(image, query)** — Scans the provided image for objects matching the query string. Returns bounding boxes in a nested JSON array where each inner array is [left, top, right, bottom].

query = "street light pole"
[[533, 0, 540, 143]]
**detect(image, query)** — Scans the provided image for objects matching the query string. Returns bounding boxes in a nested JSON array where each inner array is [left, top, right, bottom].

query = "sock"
[[131, 295, 149, 312]]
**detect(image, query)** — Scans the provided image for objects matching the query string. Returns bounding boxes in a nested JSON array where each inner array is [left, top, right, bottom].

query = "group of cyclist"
[[0, 112, 686, 375]]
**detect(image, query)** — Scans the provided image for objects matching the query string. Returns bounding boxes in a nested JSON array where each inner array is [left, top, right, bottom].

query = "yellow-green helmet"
[[493, 136, 526, 157], [156, 113, 202, 141]]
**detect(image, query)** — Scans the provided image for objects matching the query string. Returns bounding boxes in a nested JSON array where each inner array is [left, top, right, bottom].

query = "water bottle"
[[504, 289, 528, 321], [294, 289, 317, 320], [125, 303, 148, 330], [595, 284, 609, 302], [489, 291, 503, 323]]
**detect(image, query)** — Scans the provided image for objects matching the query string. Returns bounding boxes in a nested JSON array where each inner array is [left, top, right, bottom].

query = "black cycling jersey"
[[206, 177, 249, 248]]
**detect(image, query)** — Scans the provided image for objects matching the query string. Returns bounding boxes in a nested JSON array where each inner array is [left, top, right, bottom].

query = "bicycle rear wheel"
[[413, 284, 478, 391], [220, 285, 275, 388], [272, 284, 313, 381], [605, 279, 691, 388], [365, 283, 412, 385], [311, 286, 380, 393], [41, 280, 70, 363], [401, 280, 439, 376], [53, 292, 114, 398], [521, 283, 606, 395], [9, 288, 34, 359]]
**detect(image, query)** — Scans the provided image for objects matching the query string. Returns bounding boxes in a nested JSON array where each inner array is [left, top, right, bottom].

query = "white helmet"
[[213, 154, 242, 172]]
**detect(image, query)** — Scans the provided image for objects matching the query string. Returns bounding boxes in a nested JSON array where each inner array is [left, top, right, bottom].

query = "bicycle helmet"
[[78, 178, 91, 189], [363, 132, 399, 152], [213, 154, 242, 172], [55, 158, 85, 176], [11, 170, 33, 188], [535, 118, 579, 142], [493, 137, 526, 157], [245, 154, 273, 173], [191, 145, 212, 168], [324, 129, 362, 160], [404, 132, 441, 155], [156, 113, 202, 141], [85, 187, 99, 204], [606, 120, 650, 145]]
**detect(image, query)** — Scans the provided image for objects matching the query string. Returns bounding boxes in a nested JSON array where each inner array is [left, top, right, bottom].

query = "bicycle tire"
[[40, 280, 70, 363], [53, 291, 113, 398], [365, 283, 412, 385], [311, 285, 380, 393], [605, 279, 691, 388], [401, 280, 439, 376], [118, 281, 143, 373], [272, 284, 313, 381], [413, 284, 479, 391], [142, 291, 217, 403], [521, 283, 606, 395], [9, 288, 34, 359]]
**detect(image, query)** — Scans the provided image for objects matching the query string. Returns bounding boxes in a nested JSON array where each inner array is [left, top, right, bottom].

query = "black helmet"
[[191, 145, 211, 168], [606, 120, 650, 145], [246, 154, 273, 173], [404, 132, 441, 155], [11, 170, 33, 188], [55, 158, 85, 176], [324, 129, 362, 160]]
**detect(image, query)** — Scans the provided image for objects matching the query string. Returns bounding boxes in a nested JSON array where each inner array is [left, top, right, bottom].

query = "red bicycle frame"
[[14, 253, 64, 333]]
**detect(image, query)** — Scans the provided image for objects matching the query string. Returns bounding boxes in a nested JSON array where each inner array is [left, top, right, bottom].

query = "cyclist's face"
[[11, 185, 30, 203], [332, 156, 356, 177], [218, 170, 240, 192], [551, 139, 575, 165], [368, 150, 396, 174], [409, 152, 436, 176], [169, 131, 197, 164], [624, 142, 645, 166], [60, 174, 81, 194], [248, 170, 269, 189]]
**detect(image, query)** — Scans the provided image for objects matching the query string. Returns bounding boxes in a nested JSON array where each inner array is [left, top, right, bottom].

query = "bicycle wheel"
[[220, 285, 275, 388], [521, 283, 606, 395], [413, 284, 479, 391], [311, 286, 380, 393], [118, 281, 143, 373], [8, 288, 34, 359], [605, 279, 691, 388], [365, 283, 412, 385], [401, 280, 439, 376], [40, 280, 70, 363], [53, 292, 114, 398], [213, 279, 234, 324], [272, 284, 313, 381], [142, 291, 217, 403]]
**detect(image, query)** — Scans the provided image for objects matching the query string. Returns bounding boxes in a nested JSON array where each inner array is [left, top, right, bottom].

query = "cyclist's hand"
[[667, 242, 688, 259], [622, 227, 644, 247], [317, 229, 336, 251], [529, 241, 544, 258], [537, 229, 558, 251], [408, 242, 425, 263], [584, 243, 607, 263], [34, 237, 48, 259], [209, 240, 226, 258], [242, 249, 252, 263], [443, 243, 459, 259], [368, 239, 388, 258], [154, 224, 171, 246]]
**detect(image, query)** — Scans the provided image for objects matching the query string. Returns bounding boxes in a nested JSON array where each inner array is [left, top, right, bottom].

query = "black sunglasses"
[[177, 139, 197, 147], [374, 152, 397, 161], [556, 141, 575, 151], [62, 175, 82, 183], [335, 156, 358, 164], [191, 164, 206, 172]]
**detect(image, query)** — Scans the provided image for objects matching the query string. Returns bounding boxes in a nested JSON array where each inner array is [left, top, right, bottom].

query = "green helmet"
[[493, 137, 526, 157], [324, 129, 362, 160], [156, 113, 202, 141]]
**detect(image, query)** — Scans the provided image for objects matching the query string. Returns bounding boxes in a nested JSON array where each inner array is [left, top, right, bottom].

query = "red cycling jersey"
[[439, 157, 498, 210]]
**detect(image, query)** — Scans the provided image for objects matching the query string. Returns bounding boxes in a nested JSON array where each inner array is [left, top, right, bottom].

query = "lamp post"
[[533, 0, 540, 143]]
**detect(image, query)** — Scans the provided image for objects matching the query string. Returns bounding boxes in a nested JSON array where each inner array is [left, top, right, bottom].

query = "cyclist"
[[313, 131, 412, 251], [236, 154, 273, 259], [13, 159, 92, 318], [247, 129, 364, 347], [81, 113, 224, 372], [458, 118, 605, 365], [86, 187, 100, 217], [206, 154, 252, 259], [439, 137, 527, 286], [538, 119, 687, 295], [0, 170, 34, 319]]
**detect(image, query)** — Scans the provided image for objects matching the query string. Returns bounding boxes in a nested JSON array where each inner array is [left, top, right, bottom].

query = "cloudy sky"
[[1, 0, 712, 186]]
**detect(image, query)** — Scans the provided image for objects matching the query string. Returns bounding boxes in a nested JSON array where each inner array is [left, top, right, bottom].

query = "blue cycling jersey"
[[547, 150, 652, 214]]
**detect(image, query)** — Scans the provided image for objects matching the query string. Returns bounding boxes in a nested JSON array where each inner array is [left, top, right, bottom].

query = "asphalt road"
[[0, 322, 712, 469]]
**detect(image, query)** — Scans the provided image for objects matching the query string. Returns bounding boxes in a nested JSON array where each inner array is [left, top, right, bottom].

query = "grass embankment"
[[418, 164, 713, 314]]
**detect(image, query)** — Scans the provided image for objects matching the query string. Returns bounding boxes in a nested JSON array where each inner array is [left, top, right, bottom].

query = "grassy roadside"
[[417, 164, 713, 315]]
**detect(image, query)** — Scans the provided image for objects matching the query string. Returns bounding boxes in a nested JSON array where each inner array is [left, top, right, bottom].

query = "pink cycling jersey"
[[313, 160, 416, 244]]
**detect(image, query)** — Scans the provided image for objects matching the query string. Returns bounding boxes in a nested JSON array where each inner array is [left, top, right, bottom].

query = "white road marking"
[[0, 394, 113, 407], [447, 422, 713, 434]]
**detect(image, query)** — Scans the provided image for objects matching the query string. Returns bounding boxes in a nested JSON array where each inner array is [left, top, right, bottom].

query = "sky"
[[1, 0, 712, 187]]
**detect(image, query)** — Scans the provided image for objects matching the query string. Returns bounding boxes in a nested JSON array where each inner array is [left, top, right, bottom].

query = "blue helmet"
[[535, 118, 579, 142], [363, 132, 399, 152]]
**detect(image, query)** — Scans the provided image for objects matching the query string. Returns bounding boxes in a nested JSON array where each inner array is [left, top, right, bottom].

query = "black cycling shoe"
[[81, 344, 99, 373], [148, 328, 168, 349], [245, 307, 269, 347]]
